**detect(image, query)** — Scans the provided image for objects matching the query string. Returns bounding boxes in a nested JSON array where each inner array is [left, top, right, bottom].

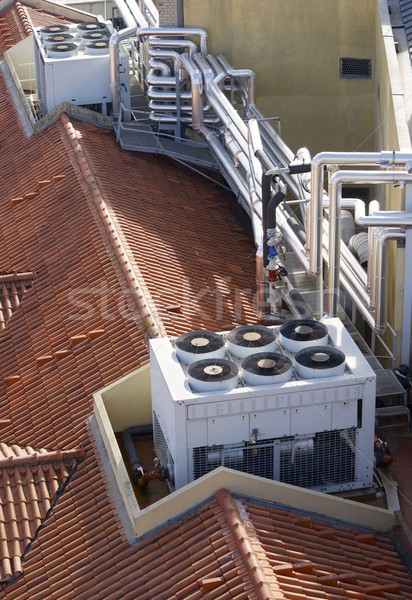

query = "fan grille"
[[242, 352, 292, 376], [295, 346, 345, 370], [188, 358, 238, 383], [279, 319, 328, 342], [175, 330, 224, 354]]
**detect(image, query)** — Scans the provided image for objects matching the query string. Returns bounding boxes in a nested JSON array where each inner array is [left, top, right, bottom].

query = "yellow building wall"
[[183, 0, 376, 154]]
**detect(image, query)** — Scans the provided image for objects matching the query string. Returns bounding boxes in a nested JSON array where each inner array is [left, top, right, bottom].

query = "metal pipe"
[[148, 58, 171, 76], [137, 27, 208, 55], [374, 229, 405, 335], [112, 0, 138, 27], [309, 151, 412, 278], [148, 38, 197, 56], [327, 169, 412, 316], [110, 27, 137, 120], [216, 55, 256, 112]]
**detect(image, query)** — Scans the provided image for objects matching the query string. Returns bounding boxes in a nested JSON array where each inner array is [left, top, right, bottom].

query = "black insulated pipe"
[[288, 163, 312, 175], [122, 424, 153, 486]]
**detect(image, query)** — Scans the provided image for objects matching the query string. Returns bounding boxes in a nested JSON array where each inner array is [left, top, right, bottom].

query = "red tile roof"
[[133, 488, 412, 600], [0, 272, 34, 331], [0, 442, 83, 583], [0, 2, 410, 598]]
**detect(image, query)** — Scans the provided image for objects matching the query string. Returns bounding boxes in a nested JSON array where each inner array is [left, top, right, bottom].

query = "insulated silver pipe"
[[112, 0, 139, 27], [327, 169, 412, 316], [148, 58, 171, 76], [374, 229, 405, 334], [148, 38, 197, 56], [110, 27, 137, 119], [137, 27, 208, 55], [216, 55, 256, 111], [309, 151, 412, 277]]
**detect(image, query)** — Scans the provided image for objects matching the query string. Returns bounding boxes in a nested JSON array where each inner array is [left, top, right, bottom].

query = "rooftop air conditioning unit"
[[33, 22, 116, 115], [150, 317, 376, 493]]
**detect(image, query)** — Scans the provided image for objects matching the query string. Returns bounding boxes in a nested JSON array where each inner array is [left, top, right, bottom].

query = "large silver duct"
[[374, 229, 405, 334], [137, 28, 208, 55], [110, 27, 137, 119], [309, 151, 412, 278], [327, 170, 412, 316]]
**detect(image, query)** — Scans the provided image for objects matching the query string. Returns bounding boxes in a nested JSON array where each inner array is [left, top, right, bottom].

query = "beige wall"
[[183, 0, 376, 154], [101, 364, 152, 431]]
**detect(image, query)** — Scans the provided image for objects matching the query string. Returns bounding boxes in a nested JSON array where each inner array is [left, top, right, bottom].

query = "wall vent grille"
[[340, 57, 372, 79]]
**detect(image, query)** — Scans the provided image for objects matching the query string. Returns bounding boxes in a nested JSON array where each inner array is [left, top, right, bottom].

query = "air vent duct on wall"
[[227, 325, 277, 358], [241, 352, 293, 386], [175, 330, 225, 365], [278, 319, 328, 352], [188, 358, 239, 393], [294, 346, 346, 379]]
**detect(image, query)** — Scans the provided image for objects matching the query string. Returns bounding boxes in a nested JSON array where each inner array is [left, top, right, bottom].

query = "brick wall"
[[154, 0, 178, 26]]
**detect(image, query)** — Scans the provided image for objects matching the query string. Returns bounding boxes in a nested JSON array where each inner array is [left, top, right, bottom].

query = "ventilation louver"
[[227, 324, 277, 358], [279, 319, 328, 352], [188, 358, 239, 393], [340, 57, 372, 79], [241, 352, 293, 386], [295, 346, 346, 379], [175, 330, 225, 365]]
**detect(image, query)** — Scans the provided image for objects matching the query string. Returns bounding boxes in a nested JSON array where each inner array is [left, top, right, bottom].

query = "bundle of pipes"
[[109, 23, 412, 357]]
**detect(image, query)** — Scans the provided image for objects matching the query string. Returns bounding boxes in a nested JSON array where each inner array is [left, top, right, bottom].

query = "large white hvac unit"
[[33, 22, 117, 115], [150, 318, 376, 493]]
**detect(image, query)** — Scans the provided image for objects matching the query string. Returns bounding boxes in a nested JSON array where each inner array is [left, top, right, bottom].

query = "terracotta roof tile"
[[0, 442, 83, 583], [0, 1, 410, 598]]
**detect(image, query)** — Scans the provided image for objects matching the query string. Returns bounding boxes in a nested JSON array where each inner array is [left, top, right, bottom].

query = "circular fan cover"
[[81, 32, 109, 41], [227, 325, 276, 358], [242, 352, 292, 376], [175, 330, 225, 365], [85, 41, 109, 50], [295, 346, 346, 379], [279, 319, 328, 343], [40, 25, 70, 37], [77, 22, 108, 32], [188, 358, 239, 392], [44, 34, 74, 44], [47, 43, 78, 53], [188, 358, 238, 383]]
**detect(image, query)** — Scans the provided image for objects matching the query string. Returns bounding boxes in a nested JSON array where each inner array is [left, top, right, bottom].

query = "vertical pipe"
[[374, 230, 405, 335]]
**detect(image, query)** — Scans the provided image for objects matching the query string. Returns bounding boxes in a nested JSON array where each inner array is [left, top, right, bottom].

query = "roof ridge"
[[215, 488, 285, 600], [59, 113, 166, 339], [15, 2, 32, 36], [0, 447, 84, 468]]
